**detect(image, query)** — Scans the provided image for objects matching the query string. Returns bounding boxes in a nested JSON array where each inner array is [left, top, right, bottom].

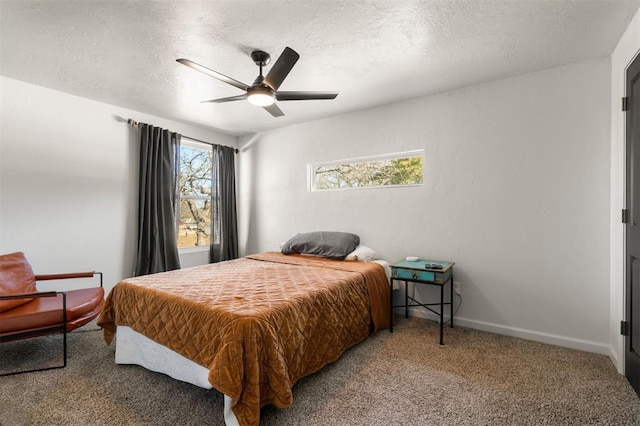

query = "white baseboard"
[[398, 307, 611, 356], [609, 347, 621, 373]]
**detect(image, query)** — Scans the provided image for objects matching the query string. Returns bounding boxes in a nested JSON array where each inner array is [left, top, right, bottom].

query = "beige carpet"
[[1, 317, 639, 425]]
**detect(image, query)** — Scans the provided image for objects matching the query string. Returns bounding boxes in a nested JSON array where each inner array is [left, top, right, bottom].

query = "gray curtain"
[[134, 123, 181, 276], [210, 144, 238, 263]]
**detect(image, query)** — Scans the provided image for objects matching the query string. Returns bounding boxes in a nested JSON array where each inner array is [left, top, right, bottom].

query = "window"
[[308, 150, 424, 191], [178, 139, 212, 249]]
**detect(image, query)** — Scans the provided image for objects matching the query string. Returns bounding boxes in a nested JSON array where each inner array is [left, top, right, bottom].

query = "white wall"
[[610, 8, 640, 373], [0, 56, 617, 357], [239, 57, 612, 353], [0, 77, 237, 292]]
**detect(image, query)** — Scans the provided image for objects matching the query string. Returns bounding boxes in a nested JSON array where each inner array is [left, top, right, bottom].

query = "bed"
[[98, 249, 390, 426]]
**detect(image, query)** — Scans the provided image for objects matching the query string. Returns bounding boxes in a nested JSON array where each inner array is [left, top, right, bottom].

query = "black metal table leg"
[[439, 284, 444, 345], [405, 280, 409, 319]]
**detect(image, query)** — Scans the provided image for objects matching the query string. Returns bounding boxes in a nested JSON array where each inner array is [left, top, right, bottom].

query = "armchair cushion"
[[0, 287, 105, 336], [0, 252, 37, 312]]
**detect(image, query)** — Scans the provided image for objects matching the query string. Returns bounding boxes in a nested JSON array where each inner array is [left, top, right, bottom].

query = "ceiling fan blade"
[[276, 91, 339, 101], [176, 58, 249, 91], [263, 103, 284, 117], [201, 94, 247, 104], [263, 47, 300, 91]]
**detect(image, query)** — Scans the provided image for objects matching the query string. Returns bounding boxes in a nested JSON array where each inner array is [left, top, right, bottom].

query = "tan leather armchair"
[[0, 252, 104, 376]]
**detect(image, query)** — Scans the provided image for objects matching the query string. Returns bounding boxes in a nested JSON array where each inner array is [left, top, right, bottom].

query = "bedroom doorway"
[[625, 51, 640, 397]]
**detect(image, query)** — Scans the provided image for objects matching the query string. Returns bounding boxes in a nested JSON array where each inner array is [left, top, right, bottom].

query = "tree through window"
[[309, 150, 424, 191], [178, 139, 212, 248]]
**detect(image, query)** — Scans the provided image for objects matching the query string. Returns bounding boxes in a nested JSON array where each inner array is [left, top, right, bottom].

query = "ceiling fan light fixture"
[[247, 85, 275, 106]]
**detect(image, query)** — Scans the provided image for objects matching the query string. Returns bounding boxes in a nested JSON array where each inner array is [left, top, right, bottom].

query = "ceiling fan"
[[176, 47, 338, 117]]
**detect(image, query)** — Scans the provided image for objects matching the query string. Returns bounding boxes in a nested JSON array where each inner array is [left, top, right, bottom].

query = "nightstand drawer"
[[393, 268, 435, 282]]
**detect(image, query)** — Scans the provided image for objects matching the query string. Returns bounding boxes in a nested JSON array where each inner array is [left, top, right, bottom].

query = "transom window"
[[178, 139, 212, 249], [308, 150, 424, 191]]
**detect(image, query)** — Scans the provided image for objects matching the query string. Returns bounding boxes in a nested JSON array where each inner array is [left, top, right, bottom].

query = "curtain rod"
[[127, 119, 239, 153]]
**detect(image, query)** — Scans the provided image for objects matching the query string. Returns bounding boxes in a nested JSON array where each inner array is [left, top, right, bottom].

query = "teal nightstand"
[[390, 259, 455, 345]]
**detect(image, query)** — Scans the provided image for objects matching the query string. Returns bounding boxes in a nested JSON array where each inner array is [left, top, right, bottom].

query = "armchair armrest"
[[0, 291, 58, 301], [35, 271, 103, 287]]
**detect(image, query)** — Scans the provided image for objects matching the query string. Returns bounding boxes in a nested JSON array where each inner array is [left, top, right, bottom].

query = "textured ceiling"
[[1, 1, 639, 136]]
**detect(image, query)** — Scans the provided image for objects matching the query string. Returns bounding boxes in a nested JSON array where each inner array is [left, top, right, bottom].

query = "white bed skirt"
[[115, 326, 239, 426]]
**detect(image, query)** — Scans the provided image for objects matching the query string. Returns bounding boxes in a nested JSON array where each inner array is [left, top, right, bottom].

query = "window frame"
[[307, 149, 425, 192]]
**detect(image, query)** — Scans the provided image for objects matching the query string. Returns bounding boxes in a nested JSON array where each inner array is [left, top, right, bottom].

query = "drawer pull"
[[412, 273, 417, 280]]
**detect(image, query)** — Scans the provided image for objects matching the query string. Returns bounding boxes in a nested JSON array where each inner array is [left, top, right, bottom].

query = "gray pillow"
[[281, 231, 360, 260]]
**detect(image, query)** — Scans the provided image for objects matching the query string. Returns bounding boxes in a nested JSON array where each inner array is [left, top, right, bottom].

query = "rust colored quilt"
[[98, 252, 390, 426]]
